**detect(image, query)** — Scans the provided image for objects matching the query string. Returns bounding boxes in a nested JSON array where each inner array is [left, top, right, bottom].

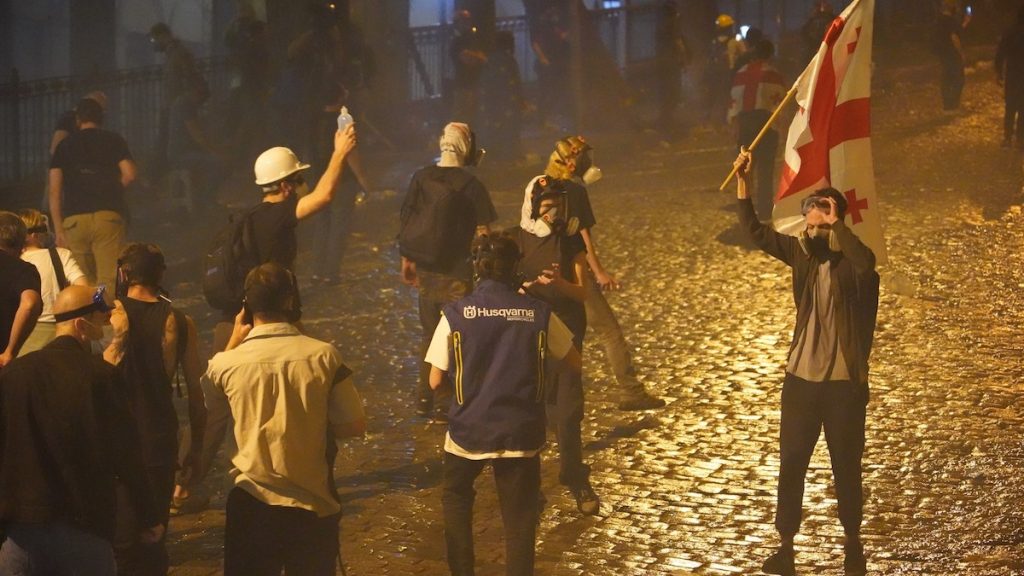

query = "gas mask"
[[465, 130, 486, 167]]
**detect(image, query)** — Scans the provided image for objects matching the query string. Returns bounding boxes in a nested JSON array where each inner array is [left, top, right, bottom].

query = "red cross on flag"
[[773, 0, 887, 265]]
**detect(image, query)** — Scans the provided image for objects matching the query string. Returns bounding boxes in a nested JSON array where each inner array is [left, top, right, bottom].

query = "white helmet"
[[253, 147, 310, 186]]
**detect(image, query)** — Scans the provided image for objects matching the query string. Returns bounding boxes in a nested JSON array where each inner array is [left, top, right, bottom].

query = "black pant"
[[224, 488, 339, 576], [775, 374, 867, 539], [416, 271, 471, 412], [442, 453, 540, 576], [114, 465, 174, 576], [1004, 89, 1024, 142], [548, 307, 589, 489], [939, 53, 965, 110]]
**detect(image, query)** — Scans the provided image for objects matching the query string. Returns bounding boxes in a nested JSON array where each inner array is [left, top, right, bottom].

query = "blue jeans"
[[0, 522, 116, 575]]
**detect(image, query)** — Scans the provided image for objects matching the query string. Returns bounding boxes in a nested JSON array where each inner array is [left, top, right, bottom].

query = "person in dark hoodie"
[[0, 285, 162, 575], [426, 234, 580, 576], [734, 150, 877, 576], [995, 7, 1024, 148]]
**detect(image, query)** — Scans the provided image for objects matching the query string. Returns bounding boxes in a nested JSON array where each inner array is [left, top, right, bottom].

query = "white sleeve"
[[546, 312, 574, 361], [424, 314, 452, 371], [59, 248, 86, 284], [520, 175, 545, 234]]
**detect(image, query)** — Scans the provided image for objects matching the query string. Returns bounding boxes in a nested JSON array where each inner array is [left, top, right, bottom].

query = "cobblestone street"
[[160, 48, 1024, 575]]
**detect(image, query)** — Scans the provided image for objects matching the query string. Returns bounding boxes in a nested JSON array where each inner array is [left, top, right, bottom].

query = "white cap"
[[253, 147, 310, 186]]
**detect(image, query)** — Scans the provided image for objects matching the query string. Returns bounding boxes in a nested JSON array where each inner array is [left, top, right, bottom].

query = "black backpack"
[[399, 166, 475, 269], [202, 207, 260, 312]]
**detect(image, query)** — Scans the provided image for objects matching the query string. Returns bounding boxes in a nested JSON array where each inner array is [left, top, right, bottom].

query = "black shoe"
[[618, 392, 666, 411], [844, 539, 866, 575], [761, 545, 795, 576], [570, 484, 600, 516], [416, 397, 432, 418]]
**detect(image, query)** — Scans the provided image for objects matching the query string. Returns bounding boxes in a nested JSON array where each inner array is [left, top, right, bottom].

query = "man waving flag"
[[774, 0, 887, 265]]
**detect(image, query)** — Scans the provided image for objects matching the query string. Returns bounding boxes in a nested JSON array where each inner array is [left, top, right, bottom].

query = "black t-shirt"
[[0, 251, 42, 353], [50, 127, 133, 217], [560, 179, 597, 233], [249, 197, 299, 270], [513, 228, 586, 341]]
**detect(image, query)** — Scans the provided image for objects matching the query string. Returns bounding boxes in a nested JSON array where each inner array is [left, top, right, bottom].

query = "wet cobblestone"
[[163, 51, 1023, 575]]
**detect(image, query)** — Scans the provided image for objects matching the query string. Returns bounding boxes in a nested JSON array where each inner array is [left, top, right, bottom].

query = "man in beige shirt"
[[204, 262, 365, 576]]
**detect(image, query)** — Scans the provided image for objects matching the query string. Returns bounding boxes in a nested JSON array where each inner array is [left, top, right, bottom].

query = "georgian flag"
[[773, 0, 887, 265]]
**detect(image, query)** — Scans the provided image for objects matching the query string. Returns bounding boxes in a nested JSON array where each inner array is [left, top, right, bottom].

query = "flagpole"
[[718, 67, 810, 192]]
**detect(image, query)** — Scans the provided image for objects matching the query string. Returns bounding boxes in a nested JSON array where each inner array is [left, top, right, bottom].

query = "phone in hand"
[[242, 302, 253, 326]]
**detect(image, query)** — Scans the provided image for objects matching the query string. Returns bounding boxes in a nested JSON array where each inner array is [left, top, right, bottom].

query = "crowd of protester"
[[14, 0, 1016, 574]]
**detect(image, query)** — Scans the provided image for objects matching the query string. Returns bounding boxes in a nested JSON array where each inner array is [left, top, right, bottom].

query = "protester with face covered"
[[16, 209, 88, 356], [514, 181, 597, 517], [0, 285, 163, 575], [734, 150, 877, 576], [399, 122, 497, 423], [521, 137, 665, 412]]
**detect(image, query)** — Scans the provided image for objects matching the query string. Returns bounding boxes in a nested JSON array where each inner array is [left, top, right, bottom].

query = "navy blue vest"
[[443, 280, 552, 453]]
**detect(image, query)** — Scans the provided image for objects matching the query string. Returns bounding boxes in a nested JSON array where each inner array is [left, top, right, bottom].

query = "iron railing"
[[1, 6, 659, 187]]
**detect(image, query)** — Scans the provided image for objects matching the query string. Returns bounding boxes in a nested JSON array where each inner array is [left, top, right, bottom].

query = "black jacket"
[[739, 199, 879, 385], [0, 336, 159, 542]]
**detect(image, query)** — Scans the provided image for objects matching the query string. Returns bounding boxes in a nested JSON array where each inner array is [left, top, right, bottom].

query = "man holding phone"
[[734, 150, 879, 576]]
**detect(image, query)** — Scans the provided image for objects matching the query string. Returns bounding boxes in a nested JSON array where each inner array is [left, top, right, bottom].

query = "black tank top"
[[121, 298, 179, 468]]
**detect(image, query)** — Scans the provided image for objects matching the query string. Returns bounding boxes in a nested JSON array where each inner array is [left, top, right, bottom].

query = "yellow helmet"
[[716, 14, 735, 28]]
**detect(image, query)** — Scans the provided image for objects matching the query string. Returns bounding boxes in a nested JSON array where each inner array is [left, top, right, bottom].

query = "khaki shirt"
[[205, 323, 364, 517]]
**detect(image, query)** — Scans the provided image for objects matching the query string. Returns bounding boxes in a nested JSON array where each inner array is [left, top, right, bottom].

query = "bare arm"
[[119, 159, 137, 188], [429, 365, 448, 391], [579, 227, 618, 290], [0, 290, 41, 368], [103, 300, 129, 366], [295, 125, 357, 220]]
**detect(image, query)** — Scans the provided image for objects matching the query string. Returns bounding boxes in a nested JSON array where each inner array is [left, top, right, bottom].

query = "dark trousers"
[[548, 307, 589, 488], [114, 465, 174, 576], [738, 111, 779, 221], [417, 271, 470, 411], [1004, 89, 1024, 142], [224, 488, 339, 576], [442, 453, 540, 576], [775, 373, 867, 539], [939, 53, 965, 110]]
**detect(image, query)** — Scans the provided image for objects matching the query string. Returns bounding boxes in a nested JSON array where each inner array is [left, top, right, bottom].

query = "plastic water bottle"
[[337, 106, 353, 131]]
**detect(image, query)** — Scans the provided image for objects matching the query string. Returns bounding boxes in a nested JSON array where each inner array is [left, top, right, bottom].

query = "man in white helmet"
[[176, 124, 356, 514]]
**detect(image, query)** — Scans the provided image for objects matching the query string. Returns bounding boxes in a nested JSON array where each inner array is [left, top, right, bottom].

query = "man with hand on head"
[[734, 150, 877, 576], [0, 285, 162, 575]]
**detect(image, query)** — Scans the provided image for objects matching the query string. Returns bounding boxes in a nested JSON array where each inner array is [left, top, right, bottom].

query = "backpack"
[[399, 167, 476, 269], [202, 207, 260, 312]]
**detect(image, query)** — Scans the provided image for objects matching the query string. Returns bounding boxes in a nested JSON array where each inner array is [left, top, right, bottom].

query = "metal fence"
[[0, 59, 229, 187], [1, 6, 658, 187], [407, 5, 659, 102]]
